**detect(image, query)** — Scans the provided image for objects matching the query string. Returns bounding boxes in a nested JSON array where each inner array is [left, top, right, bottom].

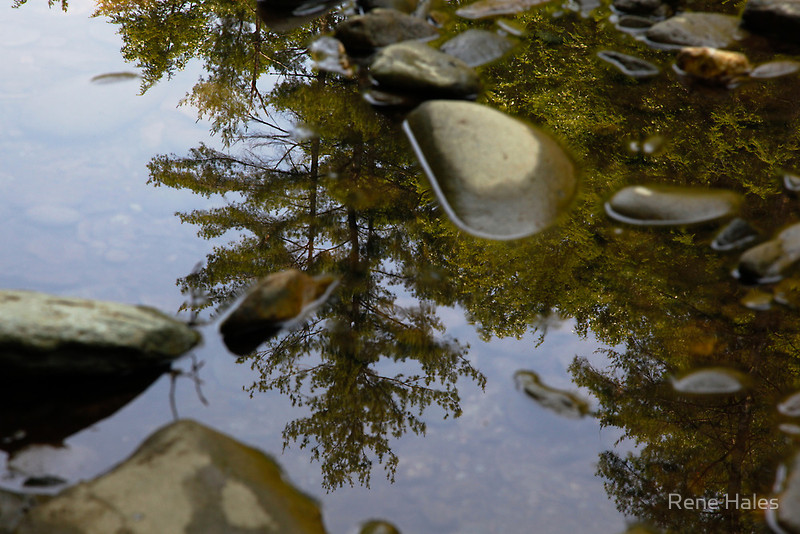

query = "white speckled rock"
[[15, 420, 327, 534], [0, 290, 200, 374]]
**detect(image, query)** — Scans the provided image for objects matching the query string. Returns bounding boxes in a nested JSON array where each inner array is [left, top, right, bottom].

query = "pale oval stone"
[[370, 42, 481, 99], [0, 290, 200, 375], [645, 13, 747, 48], [605, 184, 742, 226], [440, 29, 516, 67], [750, 60, 800, 79], [597, 50, 660, 78], [671, 368, 748, 395], [403, 100, 577, 240], [779, 391, 800, 417]]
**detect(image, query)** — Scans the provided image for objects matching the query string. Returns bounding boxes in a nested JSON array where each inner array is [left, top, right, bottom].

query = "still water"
[[2, 0, 800, 532]]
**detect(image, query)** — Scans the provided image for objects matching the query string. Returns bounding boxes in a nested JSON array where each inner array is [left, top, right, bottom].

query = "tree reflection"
[[148, 71, 484, 488], [100, 0, 800, 524]]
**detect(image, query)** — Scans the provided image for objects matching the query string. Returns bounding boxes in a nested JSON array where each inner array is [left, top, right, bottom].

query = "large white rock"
[[0, 290, 200, 374], [403, 100, 576, 240]]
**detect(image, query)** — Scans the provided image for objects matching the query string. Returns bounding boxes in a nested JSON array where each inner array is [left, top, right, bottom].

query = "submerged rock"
[[403, 100, 576, 240], [369, 42, 481, 99], [605, 185, 742, 226], [220, 269, 337, 355], [750, 60, 800, 79], [711, 217, 759, 251], [597, 50, 660, 78], [645, 13, 747, 48], [334, 9, 438, 55], [671, 367, 749, 395], [779, 391, 800, 417], [786, 173, 800, 192], [455, 0, 551, 19], [514, 370, 590, 418], [616, 15, 655, 32], [439, 29, 516, 67], [675, 47, 752, 85], [0, 290, 200, 375], [15, 420, 327, 534], [736, 222, 800, 283], [742, 0, 800, 45]]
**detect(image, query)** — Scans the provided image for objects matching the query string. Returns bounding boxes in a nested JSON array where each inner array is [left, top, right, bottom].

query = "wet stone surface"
[[334, 9, 438, 55], [605, 185, 742, 226], [644, 13, 747, 48], [439, 29, 516, 67], [736, 222, 800, 283], [675, 47, 752, 85], [0, 290, 200, 375], [403, 100, 576, 239], [671, 368, 749, 395], [369, 42, 481, 99], [220, 269, 337, 355]]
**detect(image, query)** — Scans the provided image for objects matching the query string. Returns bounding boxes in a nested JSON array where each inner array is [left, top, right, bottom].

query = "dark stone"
[[613, 0, 668, 16], [742, 0, 800, 44], [334, 9, 438, 55]]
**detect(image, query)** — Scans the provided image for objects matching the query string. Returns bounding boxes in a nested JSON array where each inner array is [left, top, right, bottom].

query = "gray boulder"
[[0, 290, 200, 375], [15, 420, 328, 534]]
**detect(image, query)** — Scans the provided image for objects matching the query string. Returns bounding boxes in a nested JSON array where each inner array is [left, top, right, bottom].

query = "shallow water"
[[3, 0, 800, 533]]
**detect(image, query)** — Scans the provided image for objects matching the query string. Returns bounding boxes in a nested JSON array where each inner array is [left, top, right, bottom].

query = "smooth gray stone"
[[334, 8, 438, 55], [645, 12, 747, 48], [403, 100, 576, 240], [0, 290, 200, 375], [370, 41, 481, 98], [439, 29, 516, 67], [605, 185, 741, 226]]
